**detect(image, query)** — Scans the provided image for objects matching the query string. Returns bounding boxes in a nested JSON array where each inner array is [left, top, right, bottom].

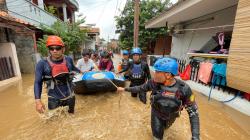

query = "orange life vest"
[[47, 57, 69, 78]]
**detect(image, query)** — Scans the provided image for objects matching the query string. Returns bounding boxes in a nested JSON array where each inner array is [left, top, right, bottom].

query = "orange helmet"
[[46, 35, 64, 48]]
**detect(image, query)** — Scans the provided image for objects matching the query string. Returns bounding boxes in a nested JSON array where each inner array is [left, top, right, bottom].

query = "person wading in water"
[[117, 57, 200, 140], [34, 35, 80, 114]]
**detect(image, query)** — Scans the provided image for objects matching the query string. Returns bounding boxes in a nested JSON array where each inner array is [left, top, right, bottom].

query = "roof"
[[0, 11, 36, 34], [80, 26, 100, 35], [88, 28, 100, 34], [145, 0, 238, 28], [145, 0, 187, 28]]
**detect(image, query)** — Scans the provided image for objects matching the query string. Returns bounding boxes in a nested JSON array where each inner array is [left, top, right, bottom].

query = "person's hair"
[[82, 49, 90, 56]]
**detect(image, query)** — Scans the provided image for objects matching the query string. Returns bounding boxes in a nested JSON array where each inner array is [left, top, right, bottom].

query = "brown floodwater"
[[0, 56, 249, 140]]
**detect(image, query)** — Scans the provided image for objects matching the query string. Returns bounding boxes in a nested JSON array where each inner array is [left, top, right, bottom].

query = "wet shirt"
[[34, 56, 80, 99]]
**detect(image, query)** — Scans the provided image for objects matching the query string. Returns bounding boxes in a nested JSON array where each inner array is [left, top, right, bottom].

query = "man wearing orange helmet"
[[34, 35, 80, 114]]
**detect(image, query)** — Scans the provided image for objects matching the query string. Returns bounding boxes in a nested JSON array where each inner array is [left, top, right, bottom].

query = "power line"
[[107, 0, 119, 40], [82, 0, 110, 6], [111, 0, 125, 39], [81, 2, 110, 13], [96, 0, 112, 25]]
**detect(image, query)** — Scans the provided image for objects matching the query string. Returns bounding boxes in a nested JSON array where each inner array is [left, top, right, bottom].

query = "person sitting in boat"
[[117, 47, 151, 104], [117, 57, 200, 140], [34, 35, 80, 114], [99, 51, 114, 72], [90, 52, 100, 66], [76, 49, 99, 74], [118, 50, 132, 80], [109, 50, 114, 58]]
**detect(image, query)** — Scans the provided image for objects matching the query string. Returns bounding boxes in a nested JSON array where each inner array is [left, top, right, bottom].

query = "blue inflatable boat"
[[73, 71, 125, 94]]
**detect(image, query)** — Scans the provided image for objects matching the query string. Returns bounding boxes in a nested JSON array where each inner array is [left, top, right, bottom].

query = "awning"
[[145, 0, 238, 28], [0, 11, 36, 35]]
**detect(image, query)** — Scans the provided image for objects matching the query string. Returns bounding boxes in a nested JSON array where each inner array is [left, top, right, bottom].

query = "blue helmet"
[[122, 50, 129, 55], [131, 47, 142, 55], [153, 57, 178, 75]]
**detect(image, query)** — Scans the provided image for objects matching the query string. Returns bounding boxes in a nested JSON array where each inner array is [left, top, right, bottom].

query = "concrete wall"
[[170, 5, 237, 59], [14, 35, 35, 74], [0, 28, 7, 43], [85, 40, 96, 51], [0, 43, 21, 77], [0, 27, 35, 74]]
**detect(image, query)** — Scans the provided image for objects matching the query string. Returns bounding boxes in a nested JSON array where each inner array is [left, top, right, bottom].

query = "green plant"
[[115, 0, 170, 51], [37, 17, 87, 56], [45, 5, 57, 15], [37, 35, 48, 57]]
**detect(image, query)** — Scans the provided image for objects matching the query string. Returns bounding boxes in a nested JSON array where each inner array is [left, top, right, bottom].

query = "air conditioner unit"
[[174, 24, 185, 34]]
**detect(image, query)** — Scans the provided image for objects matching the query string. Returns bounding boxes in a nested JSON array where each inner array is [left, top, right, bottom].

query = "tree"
[[37, 17, 88, 57], [115, 0, 171, 52]]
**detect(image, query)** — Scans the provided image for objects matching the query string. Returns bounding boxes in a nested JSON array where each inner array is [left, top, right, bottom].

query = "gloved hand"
[[139, 92, 147, 104]]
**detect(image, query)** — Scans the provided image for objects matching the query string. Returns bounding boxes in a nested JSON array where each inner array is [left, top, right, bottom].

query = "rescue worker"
[[117, 57, 200, 140], [34, 35, 80, 114], [99, 51, 114, 71], [76, 49, 98, 73], [119, 50, 132, 80], [118, 47, 151, 104]]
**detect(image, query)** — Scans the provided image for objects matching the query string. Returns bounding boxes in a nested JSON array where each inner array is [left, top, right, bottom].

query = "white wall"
[[0, 43, 21, 77], [170, 5, 237, 59], [85, 40, 96, 51]]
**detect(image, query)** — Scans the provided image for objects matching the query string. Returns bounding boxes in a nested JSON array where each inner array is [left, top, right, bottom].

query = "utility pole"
[[133, 0, 140, 48]]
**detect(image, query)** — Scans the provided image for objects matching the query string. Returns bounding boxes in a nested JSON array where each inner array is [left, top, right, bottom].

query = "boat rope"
[[208, 85, 240, 103]]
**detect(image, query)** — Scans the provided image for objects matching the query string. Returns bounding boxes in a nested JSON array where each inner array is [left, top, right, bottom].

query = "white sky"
[[77, 0, 178, 41]]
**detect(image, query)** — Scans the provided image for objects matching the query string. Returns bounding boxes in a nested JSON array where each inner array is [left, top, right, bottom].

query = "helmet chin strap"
[[164, 75, 176, 86]]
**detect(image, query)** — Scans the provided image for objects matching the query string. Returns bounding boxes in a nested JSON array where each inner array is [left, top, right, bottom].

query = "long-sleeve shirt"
[[34, 56, 80, 99], [125, 79, 200, 138]]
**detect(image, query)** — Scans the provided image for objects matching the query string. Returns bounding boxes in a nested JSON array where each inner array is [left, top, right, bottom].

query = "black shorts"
[[48, 96, 75, 113]]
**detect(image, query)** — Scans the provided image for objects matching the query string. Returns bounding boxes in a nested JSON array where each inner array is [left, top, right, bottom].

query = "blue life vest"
[[130, 63, 144, 80]]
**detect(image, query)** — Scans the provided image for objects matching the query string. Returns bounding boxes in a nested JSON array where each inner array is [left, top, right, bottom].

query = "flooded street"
[[0, 73, 249, 140]]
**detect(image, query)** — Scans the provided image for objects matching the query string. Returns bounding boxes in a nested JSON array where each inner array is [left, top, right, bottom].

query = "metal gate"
[[0, 57, 15, 81]]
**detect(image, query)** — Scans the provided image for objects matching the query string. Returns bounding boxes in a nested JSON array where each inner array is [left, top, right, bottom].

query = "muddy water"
[[0, 61, 250, 140]]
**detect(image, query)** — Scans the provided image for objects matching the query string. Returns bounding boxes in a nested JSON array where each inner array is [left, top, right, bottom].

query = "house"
[[108, 39, 119, 53], [0, 0, 79, 74], [5, 0, 79, 26], [0, 10, 36, 90], [80, 26, 100, 51], [145, 0, 250, 115]]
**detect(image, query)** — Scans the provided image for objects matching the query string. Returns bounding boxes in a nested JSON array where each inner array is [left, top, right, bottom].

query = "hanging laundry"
[[212, 63, 227, 86], [198, 62, 213, 84], [179, 64, 191, 81]]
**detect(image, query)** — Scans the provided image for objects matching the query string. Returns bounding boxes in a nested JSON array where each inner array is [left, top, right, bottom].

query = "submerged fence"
[[0, 57, 15, 81]]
